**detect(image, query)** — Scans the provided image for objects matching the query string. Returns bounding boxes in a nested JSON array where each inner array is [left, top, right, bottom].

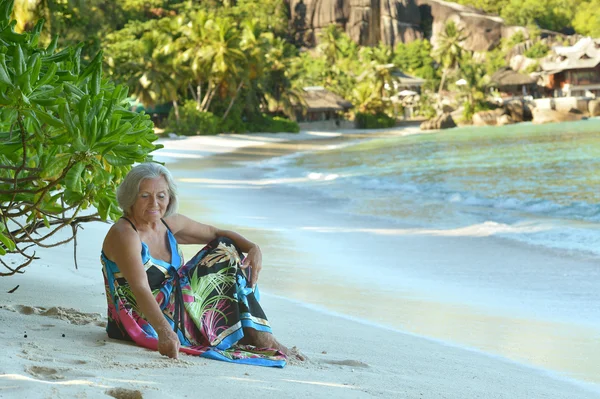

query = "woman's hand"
[[157, 328, 180, 359], [241, 244, 262, 288]]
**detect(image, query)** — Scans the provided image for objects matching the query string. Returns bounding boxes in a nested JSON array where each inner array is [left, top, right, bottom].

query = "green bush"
[[462, 100, 495, 123], [220, 108, 247, 133], [165, 100, 219, 136], [165, 102, 299, 135], [355, 112, 396, 129], [524, 41, 550, 59], [507, 31, 526, 47], [246, 114, 299, 133]]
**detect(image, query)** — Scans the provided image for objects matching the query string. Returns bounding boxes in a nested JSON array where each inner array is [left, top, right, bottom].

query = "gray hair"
[[117, 163, 179, 217]]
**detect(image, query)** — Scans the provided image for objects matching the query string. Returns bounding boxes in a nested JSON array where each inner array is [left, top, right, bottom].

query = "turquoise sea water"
[[164, 121, 600, 387], [260, 119, 600, 257], [244, 120, 600, 386]]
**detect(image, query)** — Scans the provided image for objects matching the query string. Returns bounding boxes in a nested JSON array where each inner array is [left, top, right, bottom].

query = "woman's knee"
[[215, 236, 234, 246], [212, 236, 243, 257]]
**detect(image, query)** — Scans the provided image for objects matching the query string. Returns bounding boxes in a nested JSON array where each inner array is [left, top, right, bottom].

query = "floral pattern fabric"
[[101, 232, 286, 367]]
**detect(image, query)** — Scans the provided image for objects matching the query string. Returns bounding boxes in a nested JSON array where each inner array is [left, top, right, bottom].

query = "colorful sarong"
[[101, 232, 286, 367]]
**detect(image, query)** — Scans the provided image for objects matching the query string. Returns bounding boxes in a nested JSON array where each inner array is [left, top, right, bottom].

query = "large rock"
[[497, 114, 514, 126], [589, 99, 600, 117], [420, 113, 456, 130], [418, 0, 504, 52], [287, 0, 535, 53], [532, 108, 585, 124], [288, 0, 422, 47], [509, 54, 539, 73], [381, 0, 423, 46], [472, 102, 532, 126], [472, 109, 503, 126], [504, 100, 533, 122]]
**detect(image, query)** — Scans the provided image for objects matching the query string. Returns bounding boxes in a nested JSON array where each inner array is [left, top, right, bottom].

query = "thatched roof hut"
[[301, 86, 353, 112], [295, 87, 352, 123], [491, 67, 537, 87]]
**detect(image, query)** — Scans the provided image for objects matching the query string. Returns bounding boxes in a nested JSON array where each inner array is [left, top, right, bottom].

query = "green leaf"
[[35, 63, 57, 88], [0, 232, 15, 252], [72, 135, 87, 152], [14, 43, 25, 76], [65, 162, 85, 192], [33, 109, 63, 128], [40, 155, 70, 179], [104, 153, 134, 166], [98, 196, 112, 221], [39, 202, 63, 214], [78, 50, 102, 83], [0, 142, 21, 155], [45, 35, 58, 54], [63, 189, 84, 204], [0, 53, 13, 87]]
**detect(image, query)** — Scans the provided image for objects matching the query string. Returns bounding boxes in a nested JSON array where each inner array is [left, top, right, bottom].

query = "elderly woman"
[[101, 163, 296, 367]]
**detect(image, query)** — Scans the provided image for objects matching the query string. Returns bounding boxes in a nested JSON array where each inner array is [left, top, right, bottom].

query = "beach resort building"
[[387, 70, 426, 119], [295, 86, 353, 129], [539, 37, 600, 98], [490, 67, 538, 99]]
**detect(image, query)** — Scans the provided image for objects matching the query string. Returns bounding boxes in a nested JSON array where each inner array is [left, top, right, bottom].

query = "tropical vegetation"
[[0, 0, 159, 275]]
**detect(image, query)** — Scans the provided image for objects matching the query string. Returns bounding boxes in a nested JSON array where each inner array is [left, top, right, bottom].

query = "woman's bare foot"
[[240, 328, 305, 361]]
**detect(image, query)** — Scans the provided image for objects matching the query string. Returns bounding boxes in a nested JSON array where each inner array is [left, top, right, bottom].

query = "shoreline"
[[266, 291, 600, 395], [1, 126, 599, 398], [156, 127, 600, 389]]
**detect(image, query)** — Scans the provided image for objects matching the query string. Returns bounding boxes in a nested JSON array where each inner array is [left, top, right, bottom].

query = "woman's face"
[[131, 177, 170, 222]]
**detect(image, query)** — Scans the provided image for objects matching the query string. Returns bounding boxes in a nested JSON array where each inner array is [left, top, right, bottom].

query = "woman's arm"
[[104, 225, 180, 358], [165, 214, 263, 287]]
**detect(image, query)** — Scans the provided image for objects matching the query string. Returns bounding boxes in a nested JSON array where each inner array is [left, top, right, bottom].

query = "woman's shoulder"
[[107, 218, 138, 235], [163, 213, 194, 233], [103, 219, 141, 256]]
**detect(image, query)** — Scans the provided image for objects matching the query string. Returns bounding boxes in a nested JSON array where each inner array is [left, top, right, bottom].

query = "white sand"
[[1, 129, 599, 398]]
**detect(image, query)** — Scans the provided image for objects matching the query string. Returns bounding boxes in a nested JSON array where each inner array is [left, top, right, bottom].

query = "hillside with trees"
[[7, 0, 600, 131]]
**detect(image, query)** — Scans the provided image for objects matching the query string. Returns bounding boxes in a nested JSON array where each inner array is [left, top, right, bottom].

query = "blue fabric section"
[[215, 326, 244, 350], [141, 322, 158, 339], [157, 281, 174, 311], [166, 229, 182, 270], [100, 252, 120, 312], [200, 349, 286, 368], [140, 242, 171, 268], [240, 316, 273, 333], [177, 328, 191, 346]]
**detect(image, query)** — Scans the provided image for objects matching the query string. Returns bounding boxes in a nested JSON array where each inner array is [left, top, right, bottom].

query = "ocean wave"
[[497, 224, 600, 257]]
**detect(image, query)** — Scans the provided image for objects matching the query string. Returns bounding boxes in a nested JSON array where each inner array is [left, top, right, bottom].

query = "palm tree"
[[457, 52, 490, 116], [317, 24, 344, 65], [127, 31, 177, 116], [263, 39, 306, 120], [178, 10, 213, 111], [221, 18, 267, 120], [199, 16, 245, 113], [434, 21, 467, 95], [355, 44, 395, 102], [351, 80, 384, 114]]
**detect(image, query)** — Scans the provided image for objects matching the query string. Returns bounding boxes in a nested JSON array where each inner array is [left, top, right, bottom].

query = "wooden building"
[[490, 67, 538, 98], [540, 37, 600, 97], [295, 86, 353, 123]]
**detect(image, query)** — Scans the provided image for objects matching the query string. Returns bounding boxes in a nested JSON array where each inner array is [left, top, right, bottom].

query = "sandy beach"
[[1, 128, 599, 399]]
